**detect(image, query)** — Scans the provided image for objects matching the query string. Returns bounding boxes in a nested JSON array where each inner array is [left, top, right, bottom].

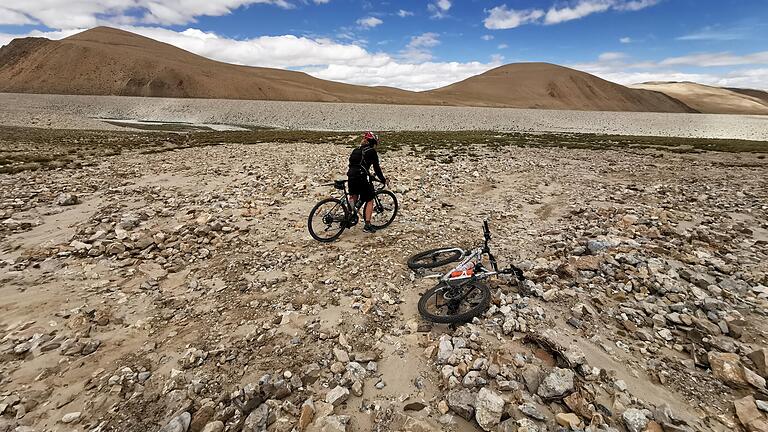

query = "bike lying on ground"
[[307, 179, 398, 242], [408, 220, 525, 324]]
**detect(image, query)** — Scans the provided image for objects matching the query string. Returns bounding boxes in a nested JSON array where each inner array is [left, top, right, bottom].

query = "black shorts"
[[348, 176, 375, 202]]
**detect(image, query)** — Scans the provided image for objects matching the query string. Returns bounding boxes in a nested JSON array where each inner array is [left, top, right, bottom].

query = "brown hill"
[[0, 26, 695, 113], [0, 27, 430, 104], [429, 63, 695, 113], [725, 87, 768, 107], [633, 82, 768, 115]]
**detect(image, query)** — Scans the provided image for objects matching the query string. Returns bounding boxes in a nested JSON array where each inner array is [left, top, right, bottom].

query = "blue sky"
[[1, 0, 767, 90]]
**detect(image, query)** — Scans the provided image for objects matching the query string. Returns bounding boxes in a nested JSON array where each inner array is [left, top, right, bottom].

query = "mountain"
[[0, 26, 697, 113], [0, 27, 430, 105], [428, 63, 694, 112], [632, 82, 768, 115]]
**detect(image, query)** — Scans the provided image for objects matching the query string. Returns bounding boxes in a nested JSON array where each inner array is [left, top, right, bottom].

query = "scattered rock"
[[325, 386, 349, 407], [537, 368, 575, 398], [55, 193, 79, 206], [474, 387, 504, 431], [447, 388, 475, 420], [61, 412, 82, 424], [622, 408, 649, 432], [159, 412, 191, 432]]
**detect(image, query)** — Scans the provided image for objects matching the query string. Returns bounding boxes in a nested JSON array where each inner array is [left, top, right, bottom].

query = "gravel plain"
[[1, 92, 767, 140], [1, 126, 768, 432]]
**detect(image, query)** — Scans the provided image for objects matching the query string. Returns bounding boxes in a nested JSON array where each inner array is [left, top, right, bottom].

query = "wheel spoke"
[[369, 192, 397, 228], [309, 200, 346, 241]]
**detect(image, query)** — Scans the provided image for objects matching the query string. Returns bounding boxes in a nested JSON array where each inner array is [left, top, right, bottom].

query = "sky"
[[1, 0, 767, 91]]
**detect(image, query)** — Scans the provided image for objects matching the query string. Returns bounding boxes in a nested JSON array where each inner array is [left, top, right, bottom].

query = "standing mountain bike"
[[408, 220, 525, 323], [307, 179, 398, 242]]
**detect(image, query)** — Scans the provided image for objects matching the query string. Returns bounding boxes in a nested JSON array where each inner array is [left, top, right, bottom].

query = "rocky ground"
[[1, 126, 767, 432], [2, 93, 768, 141]]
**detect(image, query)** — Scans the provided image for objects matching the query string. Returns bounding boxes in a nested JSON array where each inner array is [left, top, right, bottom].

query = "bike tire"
[[369, 190, 398, 229], [418, 281, 491, 324], [307, 198, 348, 242], [407, 247, 463, 270]]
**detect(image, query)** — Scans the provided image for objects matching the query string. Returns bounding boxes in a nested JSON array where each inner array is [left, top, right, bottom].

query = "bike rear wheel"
[[308, 198, 349, 242], [418, 281, 491, 324], [407, 247, 463, 270], [369, 190, 398, 229]]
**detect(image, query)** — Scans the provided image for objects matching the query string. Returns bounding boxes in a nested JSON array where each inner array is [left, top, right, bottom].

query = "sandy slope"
[[633, 82, 768, 115], [430, 63, 694, 113], [0, 26, 693, 113]]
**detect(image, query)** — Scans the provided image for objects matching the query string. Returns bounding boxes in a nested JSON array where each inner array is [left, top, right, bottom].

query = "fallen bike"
[[408, 220, 525, 323], [307, 179, 398, 242]]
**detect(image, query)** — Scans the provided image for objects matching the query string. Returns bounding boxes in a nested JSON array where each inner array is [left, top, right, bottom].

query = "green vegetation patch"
[[0, 126, 765, 174]]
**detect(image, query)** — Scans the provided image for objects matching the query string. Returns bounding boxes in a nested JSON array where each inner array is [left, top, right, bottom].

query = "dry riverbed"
[[1, 92, 768, 141], [1, 126, 768, 432]]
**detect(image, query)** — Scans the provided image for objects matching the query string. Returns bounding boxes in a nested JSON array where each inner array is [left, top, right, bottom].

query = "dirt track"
[[1, 92, 768, 140]]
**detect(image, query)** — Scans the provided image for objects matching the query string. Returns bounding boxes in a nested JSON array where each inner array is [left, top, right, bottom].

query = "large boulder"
[[447, 388, 475, 420], [537, 368, 575, 398], [708, 352, 749, 387], [159, 412, 191, 432], [474, 388, 504, 431], [749, 349, 768, 378], [622, 408, 649, 432]]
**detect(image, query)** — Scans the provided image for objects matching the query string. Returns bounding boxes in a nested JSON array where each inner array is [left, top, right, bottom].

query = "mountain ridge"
[[632, 82, 768, 115], [0, 26, 740, 113]]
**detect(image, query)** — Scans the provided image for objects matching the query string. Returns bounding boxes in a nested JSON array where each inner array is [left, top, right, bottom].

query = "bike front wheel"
[[418, 281, 491, 324], [369, 190, 398, 229], [308, 198, 349, 242], [407, 247, 463, 270]]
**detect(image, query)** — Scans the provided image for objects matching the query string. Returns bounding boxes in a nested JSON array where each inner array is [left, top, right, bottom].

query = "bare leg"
[[349, 195, 358, 210], [364, 200, 373, 224]]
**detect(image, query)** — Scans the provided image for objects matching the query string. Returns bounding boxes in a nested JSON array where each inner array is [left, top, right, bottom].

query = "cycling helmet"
[[363, 131, 379, 145]]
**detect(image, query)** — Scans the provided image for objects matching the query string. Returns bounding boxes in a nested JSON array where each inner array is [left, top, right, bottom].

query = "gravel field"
[[1, 92, 767, 140], [1, 126, 768, 432]]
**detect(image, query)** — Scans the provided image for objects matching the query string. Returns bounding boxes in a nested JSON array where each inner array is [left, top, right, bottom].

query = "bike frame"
[[421, 247, 499, 283], [423, 221, 505, 285], [337, 180, 386, 220]]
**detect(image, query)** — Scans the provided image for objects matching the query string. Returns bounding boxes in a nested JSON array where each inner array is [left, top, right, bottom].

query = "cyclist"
[[347, 131, 387, 233]]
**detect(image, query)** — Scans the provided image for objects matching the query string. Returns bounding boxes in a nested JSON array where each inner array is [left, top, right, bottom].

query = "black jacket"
[[347, 144, 385, 183]]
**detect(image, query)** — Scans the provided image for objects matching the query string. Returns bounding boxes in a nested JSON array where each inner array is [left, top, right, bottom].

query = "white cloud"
[[310, 60, 501, 91], [620, 37, 632, 43], [481, 34, 494, 41], [0, 26, 501, 91], [408, 32, 440, 48], [0, 7, 35, 25], [400, 32, 440, 62], [544, 0, 612, 25], [0, 0, 294, 28], [490, 54, 505, 63], [397, 9, 413, 17], [570, 51, 768, 90], [484, 6, 544, 30], [615, 0, 659, 11], [598, 52, 626, 61], [356, 17, 383, 29], [313, 0, 330, 3], [659, 51, 768, 67], [428, 0, 451, 18], [0, 29, 83, 47], [485, 0, 660, 29], [677, 27, 749, 41], [498, 43, 508, 49]]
